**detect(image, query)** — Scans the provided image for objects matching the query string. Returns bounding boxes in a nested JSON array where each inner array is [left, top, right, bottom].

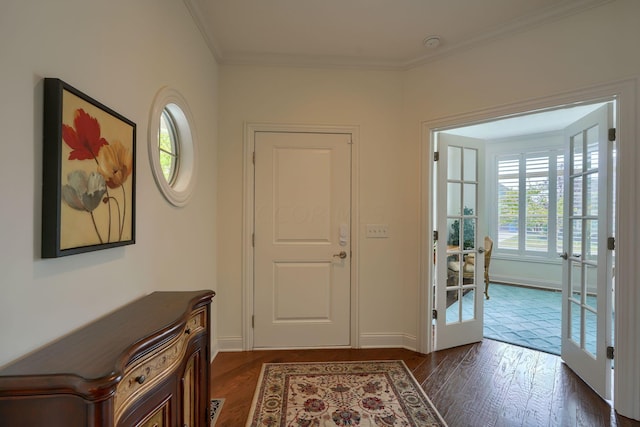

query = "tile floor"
[[446, 283, 600, 355]]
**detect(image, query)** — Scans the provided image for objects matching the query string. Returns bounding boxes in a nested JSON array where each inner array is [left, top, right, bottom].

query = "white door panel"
[[434, 134, 486, 350], [273, 262, 332, 320], [561, 103, 613, 399], [254, 132, 351, 348]]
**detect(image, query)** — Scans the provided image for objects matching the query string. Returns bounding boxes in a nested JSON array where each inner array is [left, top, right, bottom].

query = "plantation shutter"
[[525, 155, 550, 252], [495, 149, 565, 257], [497, 157, 519, 250], [556, 153, 565, 254]]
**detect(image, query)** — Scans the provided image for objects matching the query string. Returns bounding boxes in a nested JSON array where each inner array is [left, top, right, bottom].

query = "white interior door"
[[253, 131, 351, 348], [434, 134, 486, 350], [561, 104, 613, 399]]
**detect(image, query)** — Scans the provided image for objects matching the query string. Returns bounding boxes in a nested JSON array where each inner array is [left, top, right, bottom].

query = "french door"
[[433, 134, 486, 350], [432, 103, 614, 378], [560, 103, 614, 399]]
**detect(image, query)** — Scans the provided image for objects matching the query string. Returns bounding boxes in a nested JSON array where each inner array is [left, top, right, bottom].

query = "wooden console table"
[[0, 290, 214, 427]]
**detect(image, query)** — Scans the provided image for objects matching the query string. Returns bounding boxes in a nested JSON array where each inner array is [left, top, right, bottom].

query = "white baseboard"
[[359, 333, 417, 351], [210, 339, 220, 362], [491, 274, 560, 291], [216, 336, 244, 352], [215, 334, 418, 352]]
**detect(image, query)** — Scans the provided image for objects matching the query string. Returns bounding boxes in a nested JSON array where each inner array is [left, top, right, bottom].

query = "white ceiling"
[[185, 0, 612, 69]]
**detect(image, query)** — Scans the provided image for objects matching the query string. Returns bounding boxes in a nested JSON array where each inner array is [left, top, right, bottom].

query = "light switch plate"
[[366, 224, 389, 238]]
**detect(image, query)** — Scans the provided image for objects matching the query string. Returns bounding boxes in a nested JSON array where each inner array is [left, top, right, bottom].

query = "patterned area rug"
[[246, 360, 447, 427]]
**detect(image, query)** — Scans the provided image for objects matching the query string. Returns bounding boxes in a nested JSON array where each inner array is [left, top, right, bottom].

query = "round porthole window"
[[159, 109, 179, 185], [148, 87, 197, 207]]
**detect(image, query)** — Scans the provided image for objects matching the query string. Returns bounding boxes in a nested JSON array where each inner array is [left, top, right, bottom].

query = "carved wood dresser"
[[0, 290, 214, 427]]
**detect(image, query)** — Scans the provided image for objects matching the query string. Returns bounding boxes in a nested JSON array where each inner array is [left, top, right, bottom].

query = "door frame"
[[419, 78, 638, 417], [242, 122, 360, 350]]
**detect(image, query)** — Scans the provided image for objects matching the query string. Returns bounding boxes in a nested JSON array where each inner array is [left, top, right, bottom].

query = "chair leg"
[[484, 271, 490, 299]]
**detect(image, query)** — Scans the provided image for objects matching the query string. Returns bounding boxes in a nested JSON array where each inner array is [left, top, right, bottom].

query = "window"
[[525, 155, 550, 252], [148, 87, 198, 207], [159, 109, 179, 185], [495, 150, 564, 258], [497, 157, 519, 250]]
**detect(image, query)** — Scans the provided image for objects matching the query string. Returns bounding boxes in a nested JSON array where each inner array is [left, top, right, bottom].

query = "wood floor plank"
[[436, 339, 517, 426], [416, 342, 472, 393], [465, 341, 524, 425], [493, 346, 542, 426], [423, 342, 485, 422], [520, 350, 560, 426]]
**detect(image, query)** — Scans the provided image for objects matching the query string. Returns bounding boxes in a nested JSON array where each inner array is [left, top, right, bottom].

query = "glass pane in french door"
[[568, 123, 600, 354], [445, 145, 478, 324]]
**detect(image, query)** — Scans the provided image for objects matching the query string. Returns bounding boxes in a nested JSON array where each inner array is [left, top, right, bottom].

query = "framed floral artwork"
[[42, 78, 136, 258]]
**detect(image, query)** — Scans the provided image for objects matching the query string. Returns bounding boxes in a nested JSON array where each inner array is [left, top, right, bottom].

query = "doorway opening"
[[432, 99, 617, 357]]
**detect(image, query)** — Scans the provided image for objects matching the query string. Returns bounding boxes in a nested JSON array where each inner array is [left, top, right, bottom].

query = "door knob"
[[333, 251, 347, 259], [559, 252, 568, 260]]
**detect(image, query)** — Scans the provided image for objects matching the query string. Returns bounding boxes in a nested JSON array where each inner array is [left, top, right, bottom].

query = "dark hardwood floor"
[[210, 339, 639, 427]]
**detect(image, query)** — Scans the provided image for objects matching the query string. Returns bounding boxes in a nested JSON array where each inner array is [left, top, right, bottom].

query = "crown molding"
[[182, 0, 223, 62]]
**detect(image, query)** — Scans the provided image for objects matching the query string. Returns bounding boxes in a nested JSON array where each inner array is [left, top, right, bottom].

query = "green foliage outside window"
[[449, 207, 475, 249], [159, 130, 174, 182], [159, 110, 178, 185]]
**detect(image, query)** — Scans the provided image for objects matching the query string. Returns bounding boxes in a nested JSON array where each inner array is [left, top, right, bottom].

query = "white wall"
[[0, 0, 218, 367], [491, 259, 561, 289], [217, 66, 415, 348]]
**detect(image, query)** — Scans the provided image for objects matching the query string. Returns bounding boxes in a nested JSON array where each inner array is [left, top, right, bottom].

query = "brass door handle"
[[333, 251, 347, 259]]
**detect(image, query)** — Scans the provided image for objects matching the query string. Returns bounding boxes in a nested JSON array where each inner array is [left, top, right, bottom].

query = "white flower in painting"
[[61, 170, 107, 212]]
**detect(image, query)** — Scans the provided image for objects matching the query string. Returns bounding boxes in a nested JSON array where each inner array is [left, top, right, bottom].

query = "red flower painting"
[[62, 108, 108, 161], [60, 108, 133, 243], [41, 78, 136, 257]]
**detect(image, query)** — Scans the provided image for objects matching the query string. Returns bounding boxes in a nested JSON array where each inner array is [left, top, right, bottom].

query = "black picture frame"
[[42, 78, 136, 258]]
